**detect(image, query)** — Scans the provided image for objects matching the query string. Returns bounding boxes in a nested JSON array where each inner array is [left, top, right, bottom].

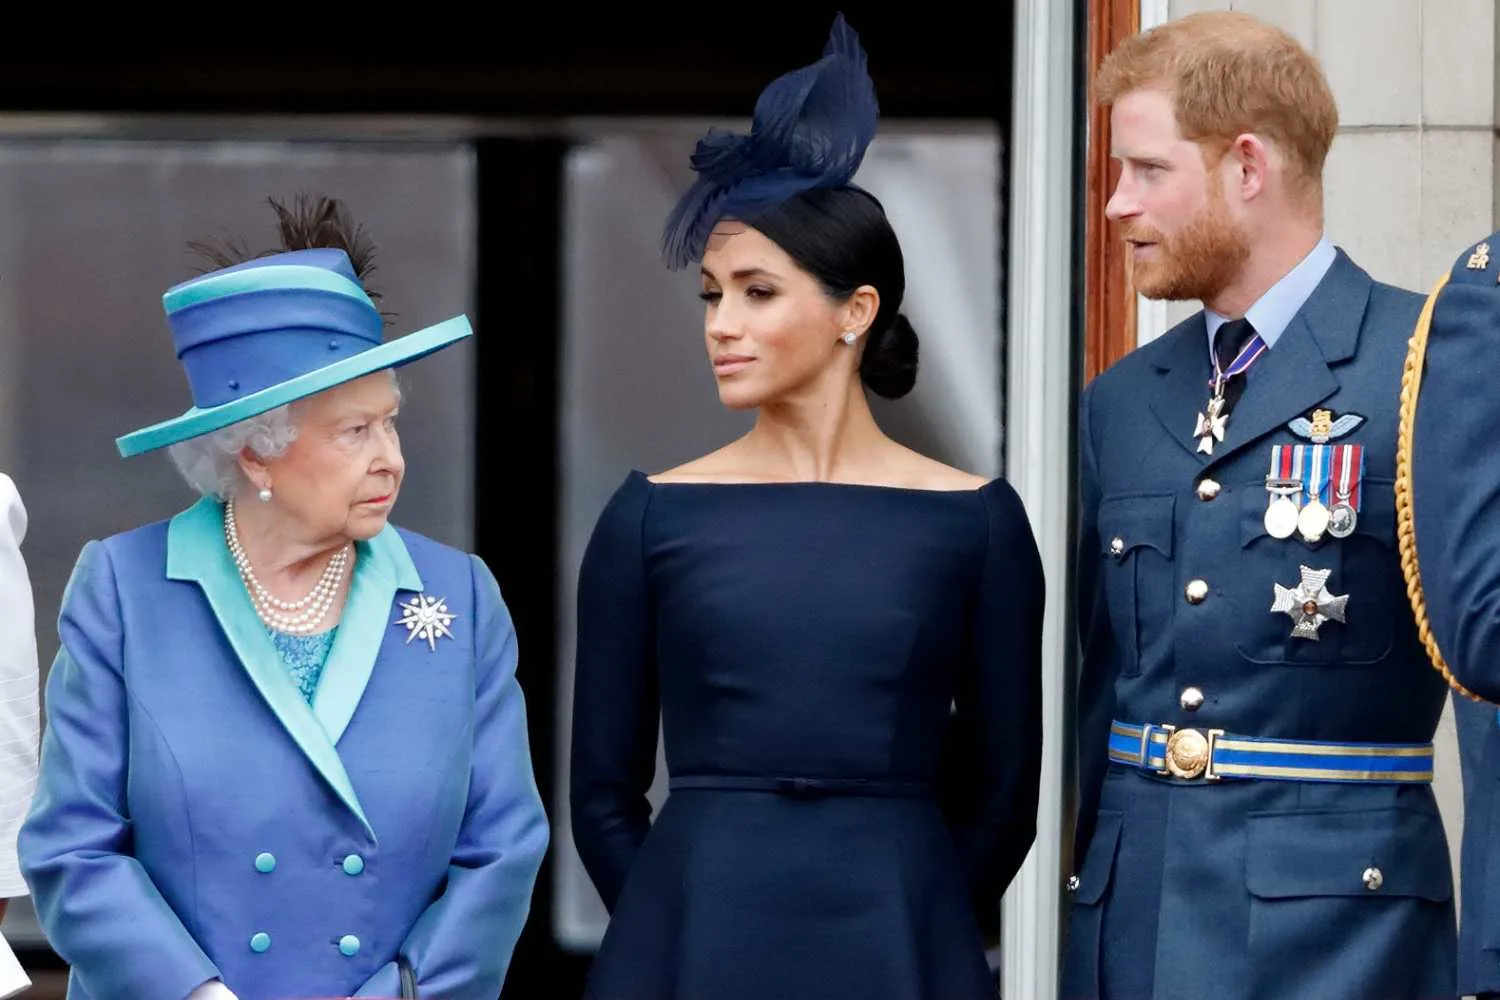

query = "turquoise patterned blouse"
[[266, 627, 339, 704]]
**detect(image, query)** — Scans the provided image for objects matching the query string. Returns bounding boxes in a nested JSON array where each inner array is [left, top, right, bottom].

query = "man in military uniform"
[[1399, 233, 1500, 1000], [1064, 11, 1456, 999]]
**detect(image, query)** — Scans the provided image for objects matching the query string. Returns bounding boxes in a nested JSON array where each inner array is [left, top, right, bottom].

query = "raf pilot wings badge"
[[1287, 407, 1365, 444]]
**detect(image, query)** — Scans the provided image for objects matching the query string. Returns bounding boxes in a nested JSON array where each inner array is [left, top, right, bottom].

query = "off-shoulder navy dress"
[[570, 470, 1044, 1000]]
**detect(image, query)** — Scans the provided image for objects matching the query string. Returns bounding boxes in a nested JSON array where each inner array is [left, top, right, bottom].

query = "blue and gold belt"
[[1108, 721, 1433, 783]]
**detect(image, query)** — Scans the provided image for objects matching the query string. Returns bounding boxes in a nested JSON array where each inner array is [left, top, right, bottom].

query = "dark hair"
[[747, 186, 919, 399]]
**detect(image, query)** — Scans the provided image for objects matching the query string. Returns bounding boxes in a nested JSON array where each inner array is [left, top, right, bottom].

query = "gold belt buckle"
[[1159, 725, 1223, 781]]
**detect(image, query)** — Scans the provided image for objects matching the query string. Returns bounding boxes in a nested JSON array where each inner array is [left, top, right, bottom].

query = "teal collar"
[[166, 497, 423, 839]]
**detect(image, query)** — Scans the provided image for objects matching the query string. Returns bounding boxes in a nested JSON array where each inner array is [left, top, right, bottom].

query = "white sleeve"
[[0, 475, 38, 898], [184, 980, 238, 1000]]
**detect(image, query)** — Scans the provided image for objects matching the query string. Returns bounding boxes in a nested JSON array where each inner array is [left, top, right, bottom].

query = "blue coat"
[[1064, 250, 1456, 1000], [1406, 232, 1500, 994], [18, 498, 549, 1000]]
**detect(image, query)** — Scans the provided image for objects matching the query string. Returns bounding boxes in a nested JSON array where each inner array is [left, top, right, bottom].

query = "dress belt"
[[668, 775, 933, 798]]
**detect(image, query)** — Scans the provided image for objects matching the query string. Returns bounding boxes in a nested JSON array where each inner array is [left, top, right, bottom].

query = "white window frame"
[[1000, 1, 1078, 997]]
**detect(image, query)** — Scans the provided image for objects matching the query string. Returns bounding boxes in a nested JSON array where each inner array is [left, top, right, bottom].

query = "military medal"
[[1298, 499, 1330, 543], [1271, 564, 1348, 640], [1327, 443, 1364, 539], [1295, 443, 1333, 543], [1264, 482, 1301, 539], [1328, 500, 1356, 539], [1264, 447, 1302, 539], [1193, 328, 1269, 455]]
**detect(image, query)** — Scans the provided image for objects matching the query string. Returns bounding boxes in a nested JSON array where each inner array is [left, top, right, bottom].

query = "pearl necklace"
[[224, 500, 350, 635]]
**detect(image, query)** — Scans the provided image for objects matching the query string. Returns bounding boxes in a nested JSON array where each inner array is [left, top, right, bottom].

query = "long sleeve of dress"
[[570, 476, 660, 911], [945, 479, 1045, 909]]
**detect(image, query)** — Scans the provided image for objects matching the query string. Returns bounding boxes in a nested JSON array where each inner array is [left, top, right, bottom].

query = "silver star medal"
[[394, 593, 458, 652], [1271, 565, 1348, 641], [1194, 395, 1228, 455]]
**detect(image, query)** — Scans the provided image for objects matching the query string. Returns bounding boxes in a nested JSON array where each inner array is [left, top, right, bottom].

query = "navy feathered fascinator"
[[660, 13, 880, 270]]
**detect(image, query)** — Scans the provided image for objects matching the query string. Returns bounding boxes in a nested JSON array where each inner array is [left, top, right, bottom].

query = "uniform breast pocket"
[[1234, 477, 1397, 665], [1097, 493, 1175, 677]]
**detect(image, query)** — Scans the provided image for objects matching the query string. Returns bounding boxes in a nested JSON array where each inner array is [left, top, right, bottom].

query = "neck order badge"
[[1194, 327, 1269, 455]]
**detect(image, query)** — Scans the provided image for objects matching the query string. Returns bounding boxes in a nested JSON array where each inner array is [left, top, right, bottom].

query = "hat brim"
[[116, 315, 473, 458]]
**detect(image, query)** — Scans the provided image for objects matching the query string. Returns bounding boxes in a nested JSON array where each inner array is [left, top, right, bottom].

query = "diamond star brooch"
[[394, 593, 458, 652]]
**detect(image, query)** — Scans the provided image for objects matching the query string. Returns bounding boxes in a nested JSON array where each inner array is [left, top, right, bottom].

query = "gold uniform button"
[[1363, 867, 1384, 891], [1180, 687, 1205, 711], [1110, 537, 1125, 557], [1196, 478, 1221, 501], [1185, 579, 1209, 604]]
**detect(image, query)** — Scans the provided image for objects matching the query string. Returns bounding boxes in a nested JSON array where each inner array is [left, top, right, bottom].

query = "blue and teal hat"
[[116, 247, 471, 458]]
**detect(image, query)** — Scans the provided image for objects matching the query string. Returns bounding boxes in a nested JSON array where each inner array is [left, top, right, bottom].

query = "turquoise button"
[[342, 854, 365, 876], [254, 852, 276, 874], [250, 932, 271, 953], [339, 934, 361, 957]]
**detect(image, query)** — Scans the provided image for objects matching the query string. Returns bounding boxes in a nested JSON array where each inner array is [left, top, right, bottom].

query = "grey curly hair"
[[168, 406, 300, 500]]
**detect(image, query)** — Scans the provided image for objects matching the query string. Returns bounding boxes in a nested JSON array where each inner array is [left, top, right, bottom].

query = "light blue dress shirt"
[[1205, 236, 1337, 353]]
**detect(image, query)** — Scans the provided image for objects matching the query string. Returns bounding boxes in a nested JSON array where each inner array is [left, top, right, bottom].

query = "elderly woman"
[[18, 197, 549, 1000]]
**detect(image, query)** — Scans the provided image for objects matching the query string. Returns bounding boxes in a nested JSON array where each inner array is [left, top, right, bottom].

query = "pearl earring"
[[258, 487, 273, 503], [841, 331, 858, 345]]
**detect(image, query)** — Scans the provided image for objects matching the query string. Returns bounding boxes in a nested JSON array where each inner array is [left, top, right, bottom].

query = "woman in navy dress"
[[569, 15, 1045, 1000]]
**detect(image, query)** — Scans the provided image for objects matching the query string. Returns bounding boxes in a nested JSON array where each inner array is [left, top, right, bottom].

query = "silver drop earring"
[[258, 487, 273, 503]]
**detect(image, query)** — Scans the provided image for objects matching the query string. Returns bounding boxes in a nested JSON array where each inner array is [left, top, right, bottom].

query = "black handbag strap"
[[398, 955, 419, 999]]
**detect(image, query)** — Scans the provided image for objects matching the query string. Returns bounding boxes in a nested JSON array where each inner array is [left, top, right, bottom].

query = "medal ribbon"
[[1334, 444, 1364, 510], [1300, 444, 1332, 506], [1208, 330, 1270, 392], [1274, 444, 1295, 483]]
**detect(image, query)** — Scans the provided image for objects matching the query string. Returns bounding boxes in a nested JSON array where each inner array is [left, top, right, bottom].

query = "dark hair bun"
[[860, 313, 919, 399]]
